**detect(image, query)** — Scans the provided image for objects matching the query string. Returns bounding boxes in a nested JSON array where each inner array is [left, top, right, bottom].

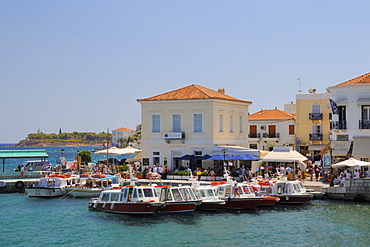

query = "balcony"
[[309, 113, 323, 120], [359, 120, 370, 129], [262, 133, 280, 138], [248, 133, 261, 138], [330, 120, 347, 130], [309, 133, 323, 141]]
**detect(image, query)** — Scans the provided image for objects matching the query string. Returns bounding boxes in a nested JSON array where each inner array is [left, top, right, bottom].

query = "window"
[[362, 106, 370, 120], [230, 115, 234, 133], [312, 104, 321, 113], [250, 144, 257, 149], [193, 114, 202, 132], [152, 115, 160, 133], [173, 114, 181, 132], [239, 116, 243, 133], [312, 124, 322, 134], [219, 115, 224, 132], [289, 125, 295, 135]]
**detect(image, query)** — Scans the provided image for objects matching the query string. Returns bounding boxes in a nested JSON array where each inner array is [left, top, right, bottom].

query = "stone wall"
[[322, 178, 370, 201]]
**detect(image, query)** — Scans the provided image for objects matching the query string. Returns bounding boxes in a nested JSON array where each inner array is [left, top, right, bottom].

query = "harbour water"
[[2, 146, 370, 246], [1, 194, 370, 246]]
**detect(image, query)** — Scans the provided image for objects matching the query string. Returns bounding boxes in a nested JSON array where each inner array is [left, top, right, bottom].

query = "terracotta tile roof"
[[249, 109, 296, 120], [137, 84, 252, 104], [335, 72, 370, 86], [113, 127, 135, 132]]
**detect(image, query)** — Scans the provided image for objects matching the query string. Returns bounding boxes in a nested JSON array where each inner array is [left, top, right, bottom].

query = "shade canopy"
[[206, 155, 232, 161], [227, 155, 259, 161], [331, 158, 370, 167], [94, 146, 141, 155], [0, 149, 49, 172], [262, 147, 307, 163]]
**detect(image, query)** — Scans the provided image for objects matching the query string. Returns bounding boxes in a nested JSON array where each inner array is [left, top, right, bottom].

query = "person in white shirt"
[[354, 169, 360, 179]]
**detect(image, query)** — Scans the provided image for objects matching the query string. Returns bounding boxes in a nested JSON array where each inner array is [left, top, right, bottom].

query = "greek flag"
[[329, 99, 339, 115]]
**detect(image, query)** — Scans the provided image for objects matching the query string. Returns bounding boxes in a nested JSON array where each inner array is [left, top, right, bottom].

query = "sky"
[[1, 1, 370, 143]]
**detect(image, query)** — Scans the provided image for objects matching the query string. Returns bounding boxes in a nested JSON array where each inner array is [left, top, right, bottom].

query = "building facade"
[[295, 92, 331, 160], [137, 84, 252, 171], [328, 72, 370, 160], [112, 127, 135, 146], [248, 108, 296, 151]]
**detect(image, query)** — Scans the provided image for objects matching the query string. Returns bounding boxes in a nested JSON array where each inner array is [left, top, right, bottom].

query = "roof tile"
[[249, 109, 296, 120], [335, 72, 370, 86], [137, 84, 252, 104]]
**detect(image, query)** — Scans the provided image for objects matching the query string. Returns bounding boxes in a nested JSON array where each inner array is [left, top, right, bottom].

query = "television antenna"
[[294, 78, 302, 93]]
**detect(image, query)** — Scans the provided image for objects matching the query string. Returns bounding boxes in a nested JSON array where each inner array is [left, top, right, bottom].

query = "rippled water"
[[1, 194, 370, 247]]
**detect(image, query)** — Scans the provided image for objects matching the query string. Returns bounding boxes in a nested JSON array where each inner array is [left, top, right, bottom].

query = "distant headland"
[[13, 132, 112, 147]]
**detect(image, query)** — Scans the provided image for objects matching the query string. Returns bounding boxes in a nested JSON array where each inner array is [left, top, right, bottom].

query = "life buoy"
[[327, 174, 333, 182], [15, 181, 25, 190]]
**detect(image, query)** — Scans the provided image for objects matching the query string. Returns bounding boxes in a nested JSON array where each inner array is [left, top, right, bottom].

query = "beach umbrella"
[[331, 158, 370, 167]]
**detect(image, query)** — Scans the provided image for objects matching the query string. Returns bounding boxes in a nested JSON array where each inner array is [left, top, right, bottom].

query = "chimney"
[[218, 88, 225, 94]]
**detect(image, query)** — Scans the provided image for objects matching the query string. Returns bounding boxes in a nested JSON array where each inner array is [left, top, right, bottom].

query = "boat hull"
[[258, 196, 280, 207], [219, 198, 262, 210], [89, 201, 162, 215], [25, 188, 66, 198], [66, 188, 103, 198], [275, 194, 313, 204], [157, 201, 198, 214], [196, 201, 224, 211]]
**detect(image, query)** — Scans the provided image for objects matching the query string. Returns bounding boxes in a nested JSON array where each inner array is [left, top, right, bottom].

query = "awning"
[[308, 144, 326, 151], [319, 142, 331, 155], [0, 149, 49, 172], [213, 145, 260, 158], [353, 137, 370, 157], [331, 141, 352, 156], [0, 149, 49, 159], [126, 152, 142, 162], [357, 98, 370, 105]]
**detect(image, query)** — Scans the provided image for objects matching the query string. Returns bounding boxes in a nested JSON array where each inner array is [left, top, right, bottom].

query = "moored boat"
[[257, 180, 313, 205], [155, 185, 201, 213], [65, 174, 120, 198], [88, 184, 163, 215], [192, 184, 225, 211], [25, 174, 76, 198]]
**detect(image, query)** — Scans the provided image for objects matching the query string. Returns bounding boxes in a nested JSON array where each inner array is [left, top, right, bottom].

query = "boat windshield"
[[206, 188, 215, 197], [171, 188, 183, 201], [101, 193, 109, 201], [142, 188, 156, 197], [111, 193, 119, 201], [196, 189, 206, 198], [179, 188, 196, 200]]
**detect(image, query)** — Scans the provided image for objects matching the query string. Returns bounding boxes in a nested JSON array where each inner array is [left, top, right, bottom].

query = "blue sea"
[[1, 146, 370, 246], [0, 146, 136, 172]]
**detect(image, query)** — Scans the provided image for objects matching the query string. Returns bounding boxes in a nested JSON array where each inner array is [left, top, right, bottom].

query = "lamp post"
[[61, 149, 65, 158], [221, 148, 228, 171]]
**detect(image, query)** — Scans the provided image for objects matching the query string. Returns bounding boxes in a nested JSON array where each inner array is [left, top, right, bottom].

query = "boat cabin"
[[156, 185, 198, 202], [23, 160, 51, 171], [98, 186, 160, 203], [272, 181, 307, 195]]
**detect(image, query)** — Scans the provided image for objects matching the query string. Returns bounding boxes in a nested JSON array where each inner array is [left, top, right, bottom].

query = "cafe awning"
[[353, 137, 370, 157]]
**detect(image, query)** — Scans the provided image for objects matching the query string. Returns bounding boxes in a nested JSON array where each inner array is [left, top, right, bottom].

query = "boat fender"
[[93, 201, 98, 209], [15, 181, 25, 190], [286, 196, 289, 201], [110, 203, 115, 210], [102, 202, 106, 209]]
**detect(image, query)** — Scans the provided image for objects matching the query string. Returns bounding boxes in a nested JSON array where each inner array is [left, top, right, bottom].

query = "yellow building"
[[295, 92, 331, 159]]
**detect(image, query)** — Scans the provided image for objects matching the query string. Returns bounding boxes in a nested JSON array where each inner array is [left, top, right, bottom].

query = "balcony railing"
[[248, 133, 261, 138], [262, 133, 280, 138], [359, 120, 370, 129], [330, 120, 347, 130], [309, 113, 323, 120], [309, 133, 323, 141]]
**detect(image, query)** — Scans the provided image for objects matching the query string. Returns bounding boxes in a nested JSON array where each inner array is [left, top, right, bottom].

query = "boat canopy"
[[0, 149, 49, 172]]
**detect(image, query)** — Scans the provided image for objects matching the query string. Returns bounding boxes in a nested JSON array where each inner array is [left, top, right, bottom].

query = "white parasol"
[[94, 146, 141, 155], [331, 157, 370, 167]]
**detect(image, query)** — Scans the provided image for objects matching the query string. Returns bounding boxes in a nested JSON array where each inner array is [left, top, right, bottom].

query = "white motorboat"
[[65, 174, 120, 198], [25, 174, 76, 198]]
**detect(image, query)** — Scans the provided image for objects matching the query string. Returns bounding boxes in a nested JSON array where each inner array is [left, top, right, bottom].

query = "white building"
[[112, 127, 135, 146], [327, 72, 370, 160], [137, 84, 254, 171], [248, 108, 296, 151]]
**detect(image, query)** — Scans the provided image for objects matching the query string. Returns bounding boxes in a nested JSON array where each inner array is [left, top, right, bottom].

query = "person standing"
[[20, 165, 25, 178]]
